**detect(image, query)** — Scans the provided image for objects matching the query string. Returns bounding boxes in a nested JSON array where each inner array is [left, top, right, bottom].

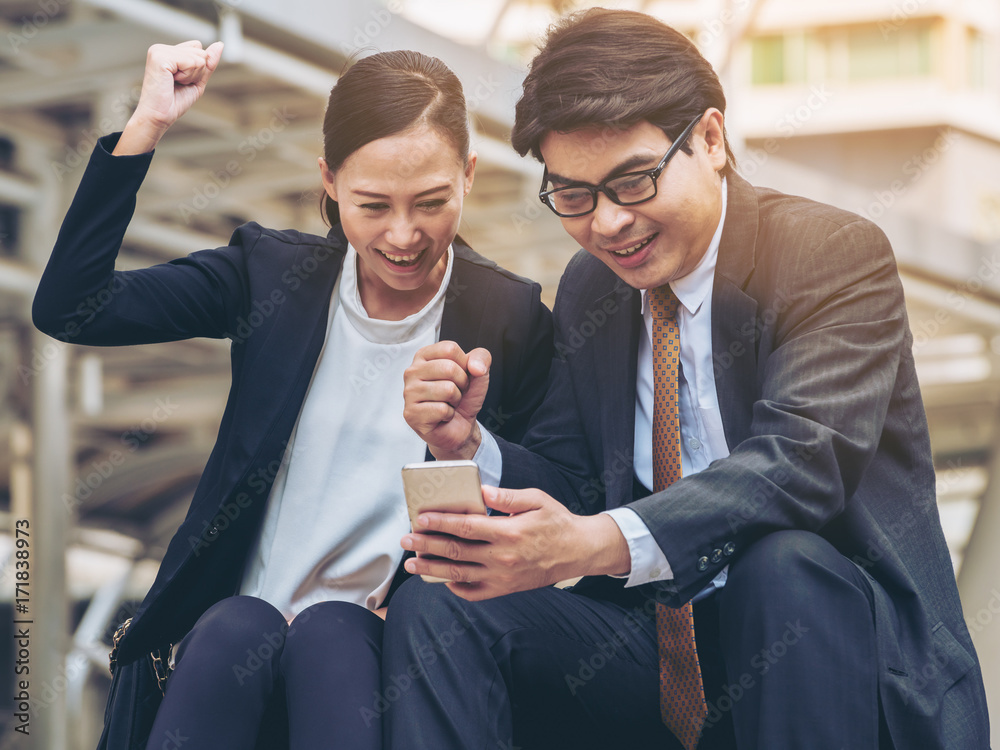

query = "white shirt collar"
[[338, 243, 454, 344], [641, 176, 727, 316]]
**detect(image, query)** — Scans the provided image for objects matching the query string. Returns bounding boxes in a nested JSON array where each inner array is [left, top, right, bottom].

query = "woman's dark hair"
[[512, 8, 736, 175], [321, 50, 470, 225]]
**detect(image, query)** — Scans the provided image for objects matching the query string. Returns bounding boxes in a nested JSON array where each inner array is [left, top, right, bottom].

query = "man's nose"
[[590, 193, 634, 237]]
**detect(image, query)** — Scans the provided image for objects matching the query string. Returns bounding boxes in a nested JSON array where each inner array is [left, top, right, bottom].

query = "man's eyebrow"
[[545, 153, 658, 187]]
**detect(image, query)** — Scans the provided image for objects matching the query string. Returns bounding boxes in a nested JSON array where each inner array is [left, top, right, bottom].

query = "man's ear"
[[702, 109, 728, 173], [318, 156, 337, 201]]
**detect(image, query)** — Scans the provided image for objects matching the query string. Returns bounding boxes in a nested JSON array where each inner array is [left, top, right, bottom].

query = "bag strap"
[[108, 618, 173, 695], [107, 618, 131, 674]]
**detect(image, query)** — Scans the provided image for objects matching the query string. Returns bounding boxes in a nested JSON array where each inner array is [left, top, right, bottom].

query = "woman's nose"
[[385, 213, 421, 249]]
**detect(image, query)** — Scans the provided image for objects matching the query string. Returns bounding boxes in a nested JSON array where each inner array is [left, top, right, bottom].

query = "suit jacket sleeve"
[[488, 277, 554, 446], [441, 246, 554, 450], [500, 200, 914, 605], [32, 133, 252, 345], [634, 215, 908, 603], [495, 251, 621, 516]]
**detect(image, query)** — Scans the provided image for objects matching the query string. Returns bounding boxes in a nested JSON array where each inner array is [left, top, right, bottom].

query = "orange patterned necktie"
[[648, 285, 707, 750]]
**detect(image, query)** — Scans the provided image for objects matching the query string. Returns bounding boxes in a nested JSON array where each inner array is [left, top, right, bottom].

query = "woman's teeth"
[[378, 248, 424, 266], [611, 236, 654, 256]]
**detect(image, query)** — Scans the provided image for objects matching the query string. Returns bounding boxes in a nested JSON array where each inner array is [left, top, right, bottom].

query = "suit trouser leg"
[[717, 529, 880, 750], [146, 595, 384, 750], [382, 576, 699, 750], [383, 530, 883, 750]]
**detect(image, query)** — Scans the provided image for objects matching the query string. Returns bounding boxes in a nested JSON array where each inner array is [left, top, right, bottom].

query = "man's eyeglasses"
[[538, 112, 704, 218]]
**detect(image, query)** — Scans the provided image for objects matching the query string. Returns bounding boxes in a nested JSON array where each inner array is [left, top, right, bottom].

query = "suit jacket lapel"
[[426, 244, 485, 461], [439, 244, 485, 348], [596, 279, 642, 508], [216, 229, 346, 486], [713, 173, 760, 449], [141, 228, 348, 641]]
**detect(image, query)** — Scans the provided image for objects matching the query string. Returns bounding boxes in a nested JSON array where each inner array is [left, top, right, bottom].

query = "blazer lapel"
[[426, 244, 485, 461], [596, 279, 642, 508], [439, 244, 485, 348], [141, 229, 348, 639], [235, 234, 345, 455], [713, 174, 760, 449]]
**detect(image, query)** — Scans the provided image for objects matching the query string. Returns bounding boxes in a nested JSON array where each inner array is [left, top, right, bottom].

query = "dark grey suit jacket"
[[33, 134, 554, 666], [496, 172, 989, 748]]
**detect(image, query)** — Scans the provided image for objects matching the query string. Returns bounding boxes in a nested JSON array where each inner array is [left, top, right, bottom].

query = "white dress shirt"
[[605, 178, 729, 596], [476, 179, 730, 595]]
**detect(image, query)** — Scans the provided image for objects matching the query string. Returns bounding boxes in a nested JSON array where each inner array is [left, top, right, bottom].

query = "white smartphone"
[[400, 459, 487, 582]]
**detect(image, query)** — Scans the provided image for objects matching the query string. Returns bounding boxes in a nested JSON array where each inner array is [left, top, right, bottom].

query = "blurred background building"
[[0, 0, 996, 746]]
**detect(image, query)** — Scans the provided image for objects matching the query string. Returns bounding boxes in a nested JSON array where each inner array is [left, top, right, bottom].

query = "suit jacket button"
[[207, 525, 219, 537], [710, 548, 723, 564], [723, 542, 736, 556], [696, 556, 709, 572]]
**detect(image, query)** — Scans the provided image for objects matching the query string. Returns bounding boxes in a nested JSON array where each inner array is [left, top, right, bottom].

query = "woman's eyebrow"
[[352, 184, 452, 199]]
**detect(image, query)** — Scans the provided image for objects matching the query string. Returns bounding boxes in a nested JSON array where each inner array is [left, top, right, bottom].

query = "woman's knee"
[[280, 601, 384, 686], [176, 595, 288, 669], [284, 600, 383, 651]]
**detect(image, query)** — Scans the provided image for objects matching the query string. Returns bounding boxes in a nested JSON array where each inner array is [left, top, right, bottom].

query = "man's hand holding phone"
[[401, 461, 632, 600], [401, 460, 488, 583]]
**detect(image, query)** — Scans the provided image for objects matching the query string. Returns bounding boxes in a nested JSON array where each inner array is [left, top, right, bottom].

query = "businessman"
[[388, 8, 989, 749]]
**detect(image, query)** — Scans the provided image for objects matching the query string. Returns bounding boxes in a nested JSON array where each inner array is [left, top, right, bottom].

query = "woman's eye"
[[418, 199, 447, 210], [360, 203, 389, 213]]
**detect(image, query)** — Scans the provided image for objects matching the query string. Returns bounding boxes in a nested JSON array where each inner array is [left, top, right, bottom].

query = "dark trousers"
[[146, 595, 384, 750], [382, 530, 885, 750]]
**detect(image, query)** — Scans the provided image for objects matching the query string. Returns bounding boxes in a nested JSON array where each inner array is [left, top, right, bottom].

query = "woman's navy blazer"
[[33, 135, 554, 664]]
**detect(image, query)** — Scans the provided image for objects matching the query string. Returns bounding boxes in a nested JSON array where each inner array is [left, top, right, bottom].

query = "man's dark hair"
[[512, 8, 736, 175]]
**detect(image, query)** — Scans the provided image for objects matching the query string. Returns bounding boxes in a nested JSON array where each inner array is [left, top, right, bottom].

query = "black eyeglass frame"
[[538, 112, 705, 218]]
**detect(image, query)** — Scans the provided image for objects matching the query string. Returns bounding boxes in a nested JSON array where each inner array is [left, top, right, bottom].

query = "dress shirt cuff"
[[473, 423, 502, 488], [602, 507, 674, 587]]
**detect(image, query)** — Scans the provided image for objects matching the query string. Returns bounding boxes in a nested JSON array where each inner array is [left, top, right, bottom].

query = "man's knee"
[[384, 576, 485, 668], [727, 530, 844, 589], [721, 530, 873, 628], [387, 575, 474, 632]]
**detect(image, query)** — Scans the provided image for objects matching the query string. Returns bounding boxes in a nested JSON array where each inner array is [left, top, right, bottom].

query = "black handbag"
[[96, 619, 172, 750]]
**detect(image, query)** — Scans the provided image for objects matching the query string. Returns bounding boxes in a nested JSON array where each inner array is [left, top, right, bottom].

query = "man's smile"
[[606, 233, 657, 257]]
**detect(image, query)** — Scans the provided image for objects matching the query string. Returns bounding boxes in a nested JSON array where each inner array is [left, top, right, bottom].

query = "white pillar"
[[957, 446, 1000, 750], [22, 130, 77, 750]]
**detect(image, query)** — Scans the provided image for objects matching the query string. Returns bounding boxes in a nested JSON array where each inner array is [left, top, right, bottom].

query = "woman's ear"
[[318, 156, 337, 201], [463, 151, 477, 197]]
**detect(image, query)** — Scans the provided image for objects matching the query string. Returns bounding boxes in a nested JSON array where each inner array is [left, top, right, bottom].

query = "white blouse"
[[240, 244, 453, 618]]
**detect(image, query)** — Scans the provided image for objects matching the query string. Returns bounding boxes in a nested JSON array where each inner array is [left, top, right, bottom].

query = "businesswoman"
[[32, 41, 551, 749]]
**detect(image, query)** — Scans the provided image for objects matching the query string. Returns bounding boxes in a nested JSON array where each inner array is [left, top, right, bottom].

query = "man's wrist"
[[576, 514, 631, 578], [460, 420, 483, 460], [430, 421, 482, 462]]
